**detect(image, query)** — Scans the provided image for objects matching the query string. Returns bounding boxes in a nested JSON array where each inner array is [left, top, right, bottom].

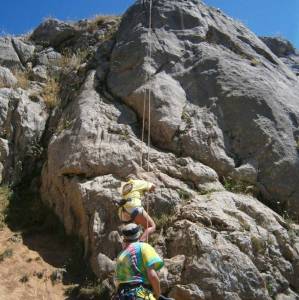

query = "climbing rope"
[[139, 0, 153, 243], [146, 0, 153, 244], [140, 0, 153, 171]]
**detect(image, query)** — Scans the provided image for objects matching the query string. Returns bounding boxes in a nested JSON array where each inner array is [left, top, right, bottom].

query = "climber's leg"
[[133, 208, 156, 242]]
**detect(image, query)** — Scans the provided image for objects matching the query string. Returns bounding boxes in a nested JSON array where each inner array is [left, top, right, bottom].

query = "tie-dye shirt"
[[116, 242, 164, 285]]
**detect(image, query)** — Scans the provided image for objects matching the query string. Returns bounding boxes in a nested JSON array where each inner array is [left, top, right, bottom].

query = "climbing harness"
[[116, 201, 143, 223], [113, 283, 154, 300]]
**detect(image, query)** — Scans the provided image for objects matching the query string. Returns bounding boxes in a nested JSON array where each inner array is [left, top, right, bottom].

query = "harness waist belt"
[[118, 282, 152, 291]]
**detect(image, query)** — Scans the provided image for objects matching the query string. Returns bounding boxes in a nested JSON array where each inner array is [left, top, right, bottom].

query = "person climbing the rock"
[[113, 223, 174, 300], [117, 174, 156, 242]]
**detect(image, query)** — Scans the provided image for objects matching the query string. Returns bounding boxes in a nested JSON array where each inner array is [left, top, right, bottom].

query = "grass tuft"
[[42, 78, 60, 109], [56, 118, 73, 134], [0, 186, 11, 229], [86, 15, 121, 34], [250, 58, 260, 66], [13, 70, 30, 90], [282, 211, 299, 242], [59, 49, 90, 70], [251, 235, 266, 254], [177, 188, 191, 202], [222, 176, 254, 195]]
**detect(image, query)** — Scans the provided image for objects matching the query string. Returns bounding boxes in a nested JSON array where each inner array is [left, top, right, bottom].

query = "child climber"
[[118, 174, 156, 242]]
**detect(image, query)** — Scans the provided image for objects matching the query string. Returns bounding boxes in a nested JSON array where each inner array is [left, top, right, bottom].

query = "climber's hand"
[[149, 185, 156, 193]]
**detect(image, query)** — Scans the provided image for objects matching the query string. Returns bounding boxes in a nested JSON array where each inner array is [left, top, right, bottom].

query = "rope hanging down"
[[140, 0, 153, 172], [139, 0, 153, 243]]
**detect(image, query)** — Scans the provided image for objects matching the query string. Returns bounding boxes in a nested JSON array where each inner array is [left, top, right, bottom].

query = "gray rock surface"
[[12, 38, 35, 65], [163, 191, 299, 300], [260, 37, 295, 58], [36, 47, 62, 66], [31, 18, 78, 47], [0, 138, 9, 183], [260, 37, 299, 76], [0, 88, 48, 182], [0, 37, 22, 68], [0, 1, 298, 299], [31, 65, 48, 82], [108, 0, 299, 215], [0, 66, 17, 87], [40, 70, 223, 275]]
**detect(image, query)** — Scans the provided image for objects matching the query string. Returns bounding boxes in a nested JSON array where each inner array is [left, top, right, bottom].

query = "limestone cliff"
[[0, 1, 299, 299]]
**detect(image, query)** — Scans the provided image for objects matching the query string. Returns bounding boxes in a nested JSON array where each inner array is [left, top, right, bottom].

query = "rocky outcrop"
[[11, 38, 35, 66], [260, 37, 295, 57], [0, 2, 299, 299], [108, 0, 299, 215], [31, 19, 78, 47], [0, 88, 48, 183], [40, 70, 223, 274], [260, 36, 299, 76], [163, 191, 299, 299], [35, 47, 62, 66], [0, 37, 22, 68]]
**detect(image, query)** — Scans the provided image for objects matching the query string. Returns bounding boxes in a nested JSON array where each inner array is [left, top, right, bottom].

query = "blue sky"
[[0, 0, 298, 48]]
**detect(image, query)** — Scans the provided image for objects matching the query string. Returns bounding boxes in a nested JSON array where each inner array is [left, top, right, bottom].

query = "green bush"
[[177, 188, 191, 201], [222, 177, 254, 195]]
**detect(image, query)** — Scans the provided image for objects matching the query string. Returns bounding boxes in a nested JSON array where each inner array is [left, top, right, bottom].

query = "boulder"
[[31, 65, 48, 82], [12, 38, 35, 65], [31, 18, 78, 47], [0, 37, 22, 68], [36, 47, 62, 66], [260, 37, 295, 57], [169, 284, 205, 300], [260, 37, 299, 76]]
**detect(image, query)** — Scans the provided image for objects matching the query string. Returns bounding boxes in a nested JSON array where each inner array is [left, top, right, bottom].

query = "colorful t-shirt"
[[122, 179, 153, 208], [116, 242, 164, 285]]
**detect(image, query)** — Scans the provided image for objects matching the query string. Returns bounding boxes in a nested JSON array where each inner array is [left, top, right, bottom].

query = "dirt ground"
[[0, 226, 73, 300]]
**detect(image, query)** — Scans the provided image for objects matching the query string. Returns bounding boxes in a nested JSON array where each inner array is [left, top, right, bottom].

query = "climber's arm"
[[147, 267, 161, 299]]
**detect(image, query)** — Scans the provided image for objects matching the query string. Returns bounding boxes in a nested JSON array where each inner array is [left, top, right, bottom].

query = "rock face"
[[260, 36, 299, 76], [164, 192, 299, 300], [0, 66, 17, 87], [11, 38, 35, 65], [260, 36, 295, 57], [41, 70, 223, 275], [108, 0, 299, 215], [0, 88, 48, 183], [0, 2, 299, 300], [0, 37, 22, 68]]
